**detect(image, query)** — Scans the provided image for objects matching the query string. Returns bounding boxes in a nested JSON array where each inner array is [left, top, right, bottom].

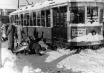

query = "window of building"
[[7, 11, 12, 15], [0, 9, 4, 15], [70, 7, 85, 24]]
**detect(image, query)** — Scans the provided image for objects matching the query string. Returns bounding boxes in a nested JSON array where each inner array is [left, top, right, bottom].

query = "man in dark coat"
[[0, 20, 3, 52], [7, 24, 17, 51], [0, 20, 3, 42]]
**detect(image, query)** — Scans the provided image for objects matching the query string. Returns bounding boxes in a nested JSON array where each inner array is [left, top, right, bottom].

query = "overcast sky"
[[0, 0, 104, 9], [20, 0, 43, 5], [0, 0, 43, 9], [0, 0, 43, 5]]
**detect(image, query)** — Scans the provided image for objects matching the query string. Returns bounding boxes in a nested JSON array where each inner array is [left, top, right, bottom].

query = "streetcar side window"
[[46, 10, 50, 27], [99, 9, 103, 23], [15, 15, 18, 25], [37, 11, 41, 26], [30, 12, 33, 26], [53, 7, 60, 27], [70, 7, 85, 24], [17, 15, 19, 25], [14, 15, 16, 24], [19, 14, 22, 25], [15, 15, 16, 24], [27, 13, 29, 26], [33, 12, 36, 26], [11, 15, 14, 23], [23, 13, 27, 26], [53, 8, 57, 27], [87, 7, 98, 17], [41, 10, 45, 27], [87, 7, 98, 23], [12, 15, 15, 23], [60, 6, 67, 27], [53, 7, 67, 27], [9, 16, 11, 23], [18, 14, 21, 25], [21, 14, 23, 26]]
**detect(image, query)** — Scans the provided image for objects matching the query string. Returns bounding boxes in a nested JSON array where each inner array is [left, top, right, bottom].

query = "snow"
[[0, 48, 20, 73], [69, 33, 104, 42], [22, 66, 42, 73], [69, 23, 103, 27], [16, 48, 104, 73], [1, 48, 17, 66], [1, 41, 104, 73], [57, 49, 104, 73], [0, 47, 43, 73]]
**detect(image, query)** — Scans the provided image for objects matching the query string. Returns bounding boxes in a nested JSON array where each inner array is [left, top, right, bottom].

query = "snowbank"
[[57, 49, 104, 73], [0, 48, 20, 73], [22, 66, 42, 73], [1, 48, 17, 67], [69, 33, 103, 42], [0, 48, 41, 73]]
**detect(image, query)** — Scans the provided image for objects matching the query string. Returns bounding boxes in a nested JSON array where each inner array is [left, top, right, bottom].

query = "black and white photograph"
[[0, 0, 104, 74]]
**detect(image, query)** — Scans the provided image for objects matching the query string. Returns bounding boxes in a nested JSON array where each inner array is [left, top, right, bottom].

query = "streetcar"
[[9, 0, 104, 50]]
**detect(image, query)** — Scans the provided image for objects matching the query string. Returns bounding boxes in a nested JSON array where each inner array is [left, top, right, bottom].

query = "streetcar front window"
[[99, 9, 103, 23], [87, 7, 98, 23], [70, 7, 85, 24]]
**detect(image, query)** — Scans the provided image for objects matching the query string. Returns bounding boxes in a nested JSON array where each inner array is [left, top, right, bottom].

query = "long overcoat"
[[7, 24, 17, 50]]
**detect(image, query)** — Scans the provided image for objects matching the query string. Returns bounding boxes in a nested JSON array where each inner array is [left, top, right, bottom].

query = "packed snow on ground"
[[16, 48, 104, 73], [57, 48, 104, 73], [0, 42, 104, 73]]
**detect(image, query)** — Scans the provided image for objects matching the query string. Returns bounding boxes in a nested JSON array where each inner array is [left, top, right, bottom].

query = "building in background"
[[0, 9, 16, 15], [0, 0, 18, 15]]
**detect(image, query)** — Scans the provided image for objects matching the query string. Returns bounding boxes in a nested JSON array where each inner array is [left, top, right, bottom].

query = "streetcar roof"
[[10, 0, 104, 15]]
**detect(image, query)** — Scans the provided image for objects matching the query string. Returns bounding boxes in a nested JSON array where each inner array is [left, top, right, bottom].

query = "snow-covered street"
[[0, 41, 104, 73]]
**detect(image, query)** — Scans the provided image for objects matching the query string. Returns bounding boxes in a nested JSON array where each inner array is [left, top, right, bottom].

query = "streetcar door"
[[52, 6, 67, 43]]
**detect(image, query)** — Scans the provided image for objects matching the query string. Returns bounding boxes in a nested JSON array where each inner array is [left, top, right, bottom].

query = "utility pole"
[[18, 0, 19, 8]]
